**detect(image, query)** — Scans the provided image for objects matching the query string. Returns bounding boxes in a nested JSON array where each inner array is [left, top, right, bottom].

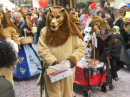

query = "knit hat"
[[89, 1, 96, 9]]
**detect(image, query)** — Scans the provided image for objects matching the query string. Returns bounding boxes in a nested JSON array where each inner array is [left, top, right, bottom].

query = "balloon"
[[39, 0, 48, 7]]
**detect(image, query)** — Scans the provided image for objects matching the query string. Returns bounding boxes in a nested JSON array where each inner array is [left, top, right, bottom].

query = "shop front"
[[53, 0, 106, 9]]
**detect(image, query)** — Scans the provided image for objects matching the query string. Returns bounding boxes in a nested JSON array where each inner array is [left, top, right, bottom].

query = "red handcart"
[[74, 57, 114, 97]]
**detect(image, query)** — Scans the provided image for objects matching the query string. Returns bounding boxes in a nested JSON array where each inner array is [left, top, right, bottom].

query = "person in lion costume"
[[37, 6, 86, 97], [27, 16, 32, 31], [88, 16, 110, 44], [0, 10, 20, 85], [69, 11, 82, 32], [18, 8, 27, 21]]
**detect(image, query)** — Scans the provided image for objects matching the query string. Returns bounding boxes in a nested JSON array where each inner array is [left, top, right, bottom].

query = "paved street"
[[14, 68, 130, 97]]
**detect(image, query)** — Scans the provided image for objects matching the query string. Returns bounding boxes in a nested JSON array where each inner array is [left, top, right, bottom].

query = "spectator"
[[79, 8, 85, 18], [66, 8, 73, 14], [105, 11, 113, 28], [32, 22, 37, 44], [99, 11, 105, 19], [96, 3, 101, 8], [103, 1, 114, 19], [88, 1, 97, 17], [113, 9, 128, 44], [37, 9, 49, 42], [37, 11, 43, 24], [120, 9, 130, 41], [119, 2, 127, 10], [84, 10, 92, 29], [103, 1, 112, 12], [80, 8, 86, 29], [38, 7, 42, 12], [97, 5, 103, 15], [66, 5, 70, 10]]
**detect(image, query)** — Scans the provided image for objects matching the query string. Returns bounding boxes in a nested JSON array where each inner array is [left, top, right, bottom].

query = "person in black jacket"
[[113, 9, 128, 44], [105, 11, 114, 28], [37, 9, 49, 42], [91, 27, 130, 80]]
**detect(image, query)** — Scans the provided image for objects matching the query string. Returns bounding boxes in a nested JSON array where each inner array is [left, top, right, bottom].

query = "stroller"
[[74, 57, 114, 97]]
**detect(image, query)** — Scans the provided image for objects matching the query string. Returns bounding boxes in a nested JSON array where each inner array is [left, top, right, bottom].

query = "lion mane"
[[18, 8, 27, 20], [69, 11, 82, 32], [90, 16, 110, 33], [0, 10, 19, 34], [27, 16, 32, 31], [45, 6, 83, 47], [5, 10, 12, 20]]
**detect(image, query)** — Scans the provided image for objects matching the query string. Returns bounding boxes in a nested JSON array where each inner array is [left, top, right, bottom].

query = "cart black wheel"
[[109, 84, 114, 90], [101, 85, 106, 92], [83, 89, 88, 97], [83, 89, 92, 97]]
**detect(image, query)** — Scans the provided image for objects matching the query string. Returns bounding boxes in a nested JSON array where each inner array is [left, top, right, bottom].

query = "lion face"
[[48, 7, 65, 31], [91, 18, 101, 28], [69, 11, 80, 24], [90, 16, 110, 33], [0, 10, 4, 21]]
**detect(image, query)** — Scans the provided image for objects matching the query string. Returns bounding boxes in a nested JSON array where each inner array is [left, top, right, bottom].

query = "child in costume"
[[0, 38, 18, 85], [32, 22, 38, 44]]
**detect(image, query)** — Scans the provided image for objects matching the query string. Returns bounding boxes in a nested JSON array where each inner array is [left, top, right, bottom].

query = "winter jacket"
[[0, 76, 15, 97]]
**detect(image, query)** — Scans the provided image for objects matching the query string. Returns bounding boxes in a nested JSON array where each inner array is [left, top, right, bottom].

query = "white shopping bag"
[[47, 60, 73, 83]]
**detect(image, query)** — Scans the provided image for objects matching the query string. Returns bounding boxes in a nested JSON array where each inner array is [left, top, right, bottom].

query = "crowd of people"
[[0, 1, 130, 97]]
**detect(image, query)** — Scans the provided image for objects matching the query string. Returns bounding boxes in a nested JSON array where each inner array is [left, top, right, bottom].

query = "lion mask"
[[45, 6, 83, 47], [90, 16, 110, 33], [87, 16, 110, 44], [0, 10, 19, 34], [18, 8, 27, 20], [69, 11, 82, 31]]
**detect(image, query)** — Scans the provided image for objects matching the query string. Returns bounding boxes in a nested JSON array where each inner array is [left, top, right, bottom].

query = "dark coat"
[[37, 18, 46, 42], [91, 35, 130, 65], [14, 21, 32, 37], [0, 76, 15, 97], [114, 33, 126, 49], [114, 18, 128, 42], [14, 21, 33, 47]]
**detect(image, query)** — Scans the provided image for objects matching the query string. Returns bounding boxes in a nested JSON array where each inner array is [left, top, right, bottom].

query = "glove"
[[70, 62, 75, 68]]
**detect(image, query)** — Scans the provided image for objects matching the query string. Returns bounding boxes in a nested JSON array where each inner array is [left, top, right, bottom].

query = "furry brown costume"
[[37, 6, 86, 97], [5, 10, 12, 20], [27, 16, 32, 31], [90, 16, 110, 33], [0, 10, 19, 36], [88, 16, 110, 44], [0, 10, 20, 47], [0, 10, 19, 86], [45, 6, 83, 47], [18, 8, 27, 21], [69, 11, 82, 32]]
